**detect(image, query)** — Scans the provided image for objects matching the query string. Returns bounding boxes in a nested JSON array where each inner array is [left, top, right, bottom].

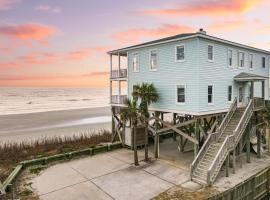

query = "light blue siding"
[[198, 38, 269, 113], [127, 38, 200, 114], [126, 36, 269, 115]]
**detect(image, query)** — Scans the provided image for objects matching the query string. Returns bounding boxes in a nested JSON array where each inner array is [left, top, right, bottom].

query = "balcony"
[[111, 95, 127, 104], [110, 69, 127, 79]]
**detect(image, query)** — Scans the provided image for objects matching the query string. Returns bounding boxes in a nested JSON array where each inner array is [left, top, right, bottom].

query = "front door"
[[238, 86, 245, 107]]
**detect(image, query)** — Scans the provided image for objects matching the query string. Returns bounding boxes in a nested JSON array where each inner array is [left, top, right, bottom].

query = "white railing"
[[217, 98, 237, 139], [191, 132, 218, 179], [233, 99, 253, 145], [253, 97, 265, 111], [207, 135, 234, 185], [110, 69, 127, 79], [206, 99, 254, 185], [111, 95, 127, 104]]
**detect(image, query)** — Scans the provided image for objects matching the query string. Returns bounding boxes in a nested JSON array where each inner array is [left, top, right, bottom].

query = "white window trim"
[[175, 44, 185, 62], [132, 52, 139, 72], [208, 44, 214, 62], [175, 84, 186, 105], [228, 48, 233, 68], [228, 85, 233, 103], [208, 84, 214, 105], [249, 53, 254, 70], [149, 49, 157, 71], [238, 51, 245, 69]]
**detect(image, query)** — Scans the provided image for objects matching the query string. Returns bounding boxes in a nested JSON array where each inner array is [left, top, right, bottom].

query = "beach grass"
[[0, 130, 112, 183]]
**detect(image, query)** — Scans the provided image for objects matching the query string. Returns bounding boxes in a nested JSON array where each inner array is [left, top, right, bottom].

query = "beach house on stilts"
[[108, 29, 270, 185]]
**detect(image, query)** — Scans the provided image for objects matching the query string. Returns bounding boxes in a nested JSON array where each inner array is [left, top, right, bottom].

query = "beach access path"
[[0, 107, 111, 143]]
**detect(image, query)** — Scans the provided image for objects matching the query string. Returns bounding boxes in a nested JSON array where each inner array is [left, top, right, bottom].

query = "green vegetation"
[[0, 130, 111, 182]]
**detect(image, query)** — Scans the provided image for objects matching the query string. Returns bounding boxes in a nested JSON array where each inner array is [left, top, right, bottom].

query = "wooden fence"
[[208, 167, 270, 200]]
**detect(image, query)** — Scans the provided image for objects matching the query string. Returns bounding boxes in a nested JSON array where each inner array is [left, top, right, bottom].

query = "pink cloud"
[[66, 49, 91, 60], [34, 5, 62, 13], [207, 20, 246, 32], [113, 24, 195, 43], [0, 0, 21, 10], [141, 0, 260, 17], [0, 62, 19, 69], [0, 23, 57, 44]]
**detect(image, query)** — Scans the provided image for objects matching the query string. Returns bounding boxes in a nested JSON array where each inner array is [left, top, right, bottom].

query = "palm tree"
[[120, 98, 139, 165], [133, 83, 159, 161]]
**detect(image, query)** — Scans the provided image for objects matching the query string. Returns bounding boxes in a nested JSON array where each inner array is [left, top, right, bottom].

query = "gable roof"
[[234, 72, 268, 81], [108, 31, 270, 55]]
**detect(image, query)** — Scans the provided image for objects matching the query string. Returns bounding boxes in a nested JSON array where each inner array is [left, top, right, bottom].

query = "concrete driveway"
[[31, 148, 191, 200]]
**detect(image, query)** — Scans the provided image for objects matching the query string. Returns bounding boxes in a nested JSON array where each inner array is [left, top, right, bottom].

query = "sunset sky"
[[0, 0, 270, 88]]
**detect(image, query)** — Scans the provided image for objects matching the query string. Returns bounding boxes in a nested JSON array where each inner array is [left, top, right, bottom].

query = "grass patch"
[[0, 129, 112, 183]]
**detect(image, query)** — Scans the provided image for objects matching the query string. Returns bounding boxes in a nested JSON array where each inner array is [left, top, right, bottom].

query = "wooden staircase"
[[191, 98, 258, 185]]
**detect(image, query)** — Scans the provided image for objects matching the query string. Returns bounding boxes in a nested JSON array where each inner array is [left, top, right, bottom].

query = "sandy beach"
[[0, 107, 111, 143]]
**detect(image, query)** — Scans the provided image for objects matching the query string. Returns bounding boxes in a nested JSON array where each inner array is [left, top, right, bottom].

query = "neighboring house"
[[108, 29, 270, 185], [109, 29, 269, 116]]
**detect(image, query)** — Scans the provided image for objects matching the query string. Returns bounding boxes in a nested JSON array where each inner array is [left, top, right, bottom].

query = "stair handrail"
[[217, 98, 237, 139], [207, 134, 234, 185], [191, 132, 217, 179], [207, 99, 254, 185], [233, 99, 253, 145]]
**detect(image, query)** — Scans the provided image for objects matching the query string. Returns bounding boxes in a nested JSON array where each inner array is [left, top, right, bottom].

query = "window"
[[238, 52, 245, 68], [208, 45, 214, 61], [150, 50, 157, 71], [228, 85, 232, 102], [208, 85, 213, 104], [262, 57, 266, 68], [176, 85, 185, 103], [175, 45, 185, 61], [228, 49, 233, 67], [249, 54, 253, 69], [132, 53, 139, 72]]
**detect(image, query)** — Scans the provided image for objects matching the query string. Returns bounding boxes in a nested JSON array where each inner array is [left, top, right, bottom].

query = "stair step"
[[192, 176, 207, 185], [194, 171, 207, 178]]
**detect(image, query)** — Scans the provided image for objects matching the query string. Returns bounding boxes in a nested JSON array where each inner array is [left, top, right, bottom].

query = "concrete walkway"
[[31, 148, 191, 200]]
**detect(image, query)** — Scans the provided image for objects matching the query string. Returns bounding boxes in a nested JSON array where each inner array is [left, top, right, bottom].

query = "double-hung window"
[[208, 85, 213, 104], [262, 57, 266, 68], [238, 52, 245, 68], [176, 85, 185, 104], [150, 50, 157, 71], [228, 49, 232, 67], [249, 54, 253, 69], [175, 45, 185, 61], [132, 53, 139, 72], [208, 45, 214, 61], [228, 85, 232, 102]]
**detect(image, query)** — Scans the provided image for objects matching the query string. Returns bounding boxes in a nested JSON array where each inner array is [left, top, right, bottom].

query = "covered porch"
[[234, 72, 267, 110]]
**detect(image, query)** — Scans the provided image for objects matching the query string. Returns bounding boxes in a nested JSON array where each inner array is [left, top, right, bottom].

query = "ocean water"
[[0, 87, 109, 115]]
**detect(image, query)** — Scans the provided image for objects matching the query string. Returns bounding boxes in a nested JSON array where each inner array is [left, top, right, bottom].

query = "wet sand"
[[0, 107, 111, 143]]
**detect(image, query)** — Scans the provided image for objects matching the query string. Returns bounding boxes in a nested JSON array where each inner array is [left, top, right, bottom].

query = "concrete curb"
[[2, 142, 122, 193]]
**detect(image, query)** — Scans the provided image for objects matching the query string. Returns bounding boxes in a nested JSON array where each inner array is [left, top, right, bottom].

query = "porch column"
[[194, 119, 199, 157], [250, 81, 254, 99], [246, 122, 251, 163], [118, 53, 121, 103], [173, 113, 177, 141], [110, 54, 112, 103], [262, 80, 265, 99], [154, 111, 160, 158], [118, 53, 121, 71], [226, 154, 230, 177]]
